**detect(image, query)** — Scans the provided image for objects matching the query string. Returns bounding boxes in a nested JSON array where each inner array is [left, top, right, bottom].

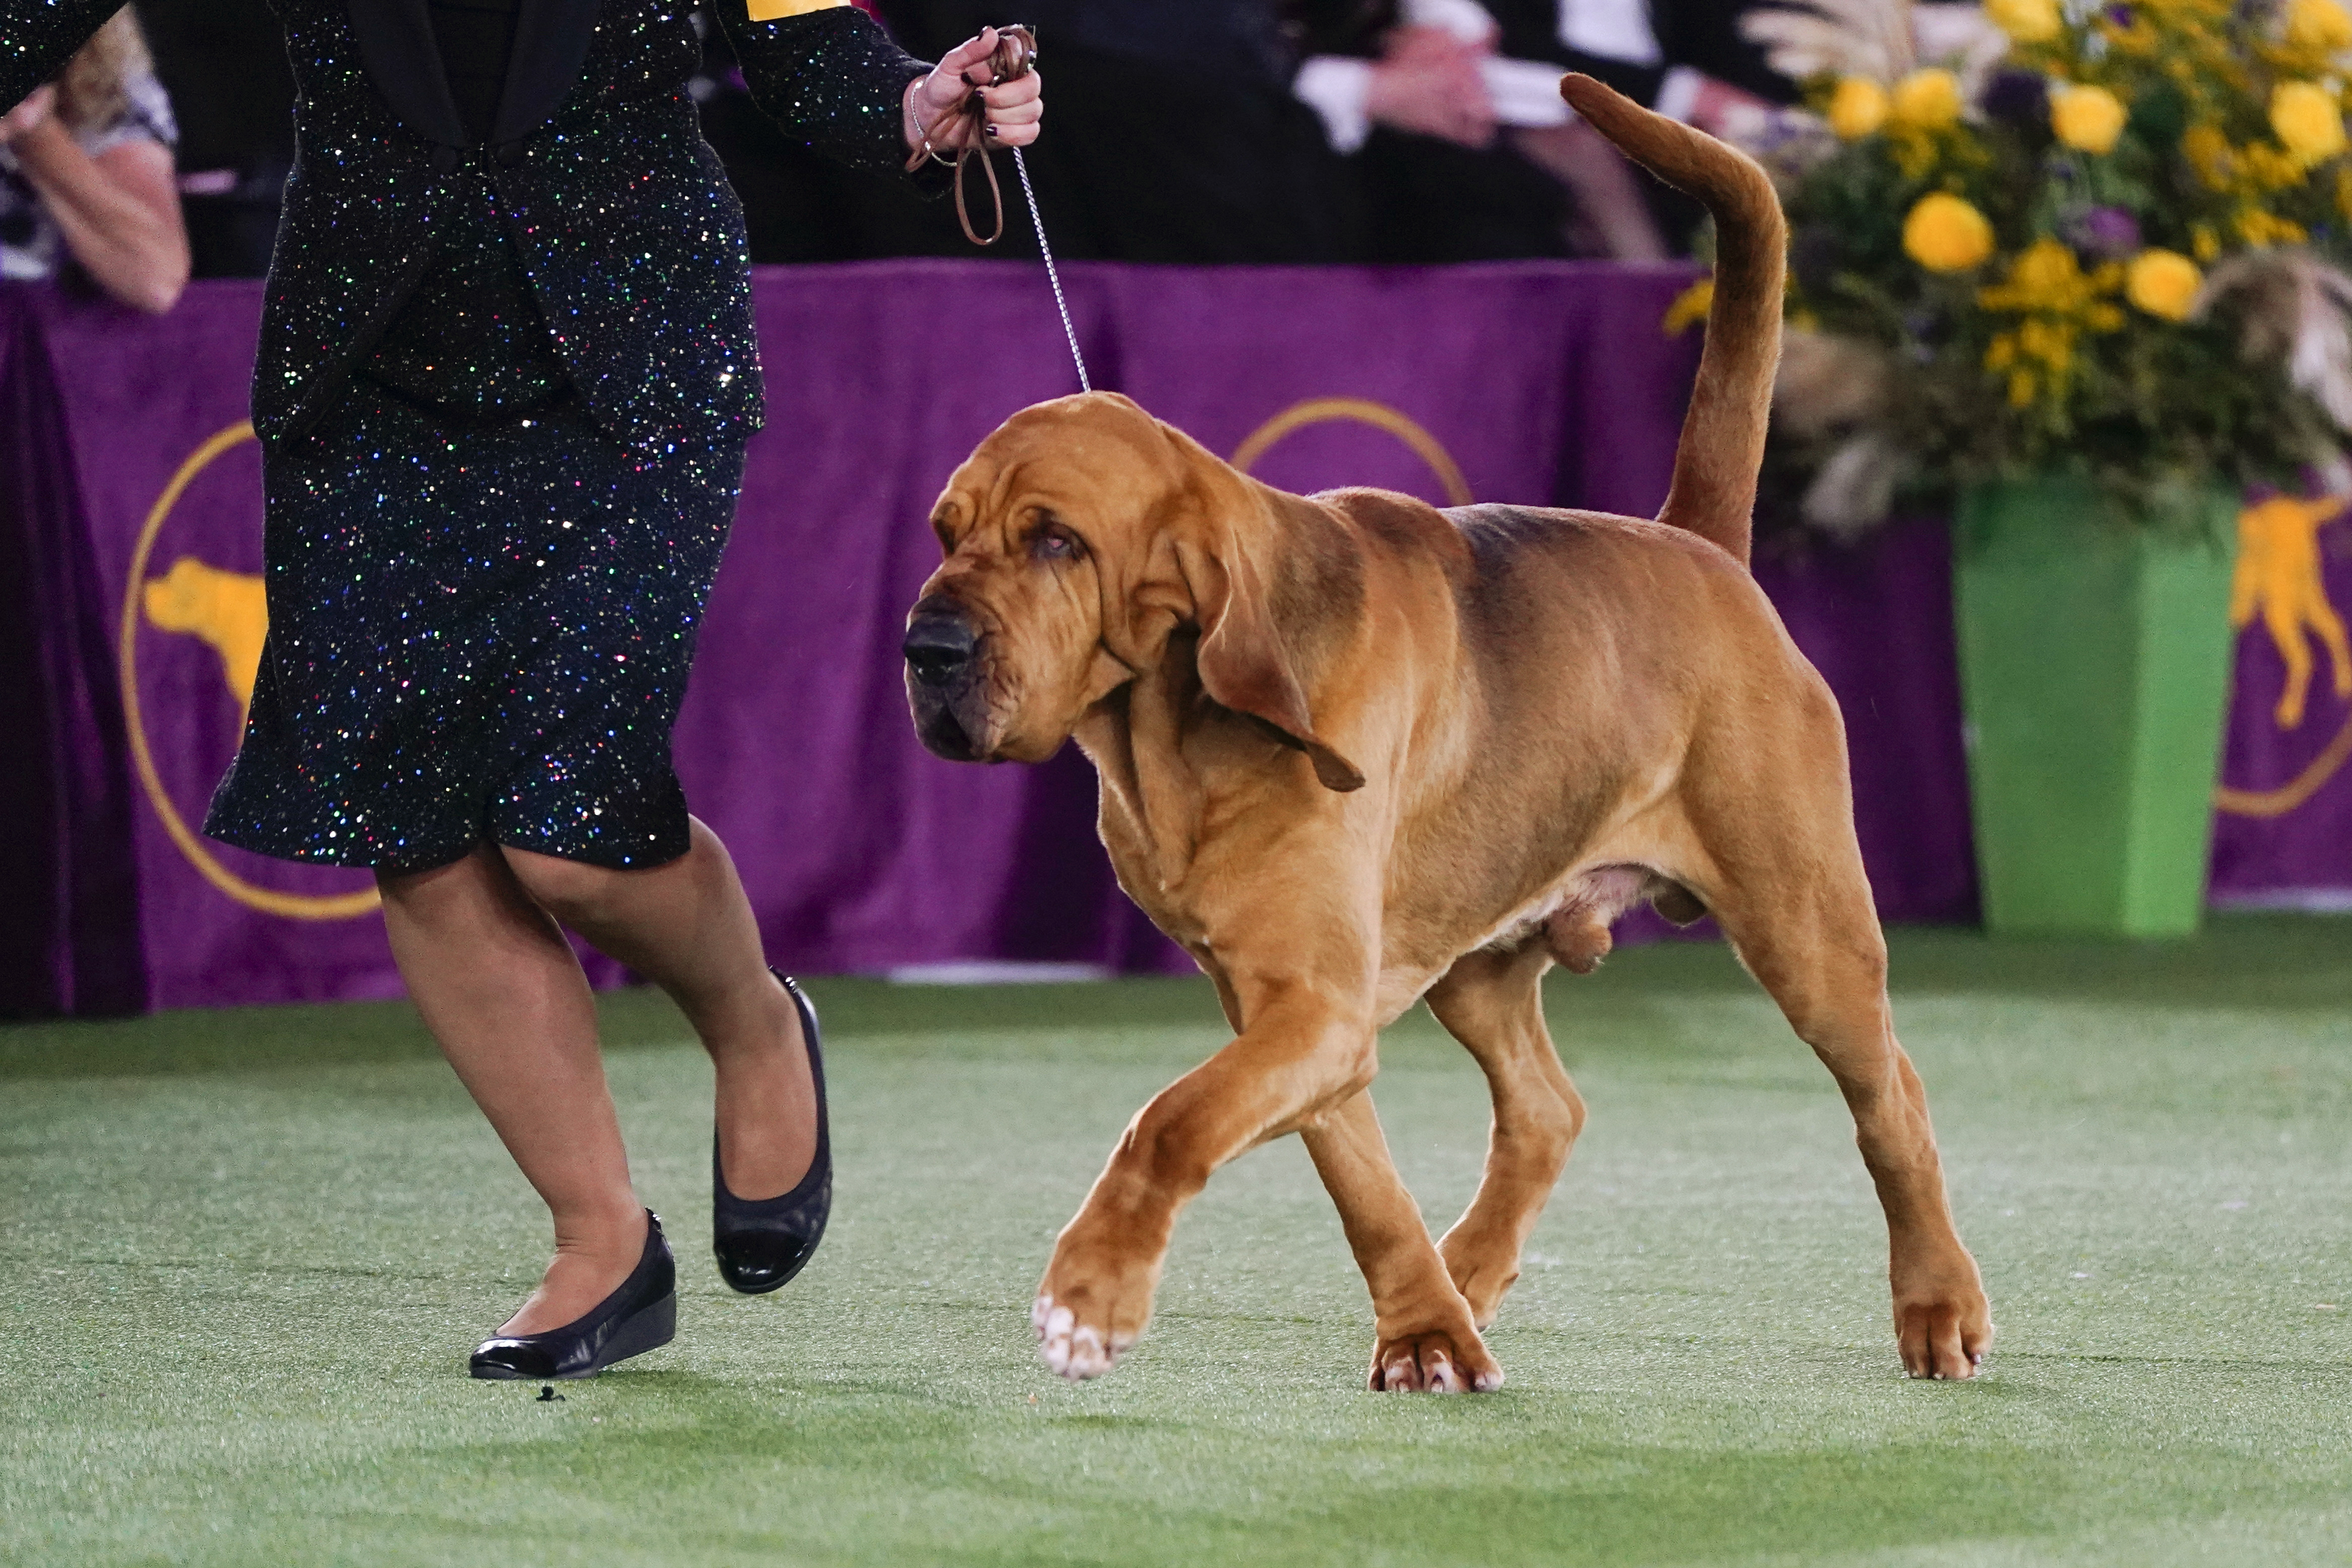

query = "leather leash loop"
[[904, 24, 1036, 247]]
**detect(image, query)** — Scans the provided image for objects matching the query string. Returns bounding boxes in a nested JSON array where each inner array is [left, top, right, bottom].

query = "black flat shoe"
[[469, 1210, 676, 1380], [713, 973, 831, 1295]]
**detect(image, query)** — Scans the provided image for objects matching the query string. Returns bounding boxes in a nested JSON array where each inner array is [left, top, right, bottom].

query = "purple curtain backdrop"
[[3, 264, 2345, 1015]]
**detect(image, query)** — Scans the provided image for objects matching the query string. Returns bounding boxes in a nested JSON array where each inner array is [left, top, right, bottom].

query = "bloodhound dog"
[[903, 75, 1991, 1391]]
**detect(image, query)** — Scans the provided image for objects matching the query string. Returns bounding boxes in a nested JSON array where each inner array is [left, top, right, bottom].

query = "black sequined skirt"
[[204, 377, 745, 873]]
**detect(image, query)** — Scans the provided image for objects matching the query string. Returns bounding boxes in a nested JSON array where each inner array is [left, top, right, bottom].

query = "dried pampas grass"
[[1775, 328, 1894, 437], [1741, 0, 2008, 95], [1774, 330, 1909, 536], [2196, 249, 2352, 432]]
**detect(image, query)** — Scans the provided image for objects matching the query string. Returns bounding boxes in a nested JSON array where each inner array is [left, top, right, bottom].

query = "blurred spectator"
[[1296, 0, 1583, 262], [697, 0, 1798, 266], [1494, 0, 1795, 128], [134, 0, 296, 279], [1490, 0, 1800, 249], [703, 1, 1589, 264], [1294, 0, 1797, 260], [0, 9, 188, 312], [694, 4, 1344, 263]]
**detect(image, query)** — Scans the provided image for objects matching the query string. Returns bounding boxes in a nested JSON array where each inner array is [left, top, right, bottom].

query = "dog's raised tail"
[[1559, 73, 1784, 568]]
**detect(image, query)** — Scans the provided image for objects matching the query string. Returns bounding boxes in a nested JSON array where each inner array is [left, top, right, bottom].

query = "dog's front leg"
[[1301, 1090, 1501, 1391], [1033, 971, 1378, 1381]]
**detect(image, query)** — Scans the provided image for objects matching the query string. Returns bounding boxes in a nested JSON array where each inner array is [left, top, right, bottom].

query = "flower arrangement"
[[1725, 0, 2352, 533]]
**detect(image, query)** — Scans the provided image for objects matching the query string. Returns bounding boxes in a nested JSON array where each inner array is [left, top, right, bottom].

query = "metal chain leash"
[[906, 24, 1089, 393], [1010, 144, 1089, 393]]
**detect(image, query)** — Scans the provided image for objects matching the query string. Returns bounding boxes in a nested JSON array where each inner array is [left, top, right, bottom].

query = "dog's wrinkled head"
[[904, 392, 1365, 789]]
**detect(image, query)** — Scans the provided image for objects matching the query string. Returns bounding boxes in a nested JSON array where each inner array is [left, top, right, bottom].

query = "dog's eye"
[[1030, 525, 1083, 563]]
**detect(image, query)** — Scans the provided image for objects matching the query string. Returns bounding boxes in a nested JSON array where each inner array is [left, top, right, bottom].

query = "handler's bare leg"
[[379, 843, 646, 1335], [379, 819, 813, 1335], [502, 818, 814, 1202]]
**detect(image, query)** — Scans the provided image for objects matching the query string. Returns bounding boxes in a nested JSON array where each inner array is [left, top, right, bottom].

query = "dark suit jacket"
[[4, 0, 934, 451]]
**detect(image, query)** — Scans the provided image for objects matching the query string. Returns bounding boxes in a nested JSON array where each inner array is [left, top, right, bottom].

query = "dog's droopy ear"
[[1191, 549, 1367, 793]]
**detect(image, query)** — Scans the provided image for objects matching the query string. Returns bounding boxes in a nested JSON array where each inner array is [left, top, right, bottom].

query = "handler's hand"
[[0, 85, 57, 149], [904, 27, 1043, 157]]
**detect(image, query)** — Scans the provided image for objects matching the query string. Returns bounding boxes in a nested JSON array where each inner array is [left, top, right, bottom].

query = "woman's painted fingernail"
[[985, 123, 1000, 137]]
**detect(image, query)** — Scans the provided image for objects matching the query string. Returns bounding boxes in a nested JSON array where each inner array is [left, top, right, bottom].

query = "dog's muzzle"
[[904, 599, 990, 761]]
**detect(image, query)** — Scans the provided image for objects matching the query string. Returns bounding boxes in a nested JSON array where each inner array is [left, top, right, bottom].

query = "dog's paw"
[[1437, 1226, 1523, 1330], [1032, 1235, 1162, 1382], [1894, 1270, 1993, 1380], [1031, 1291, 1141, 1381], [1368, 1326, 1502, 1393]]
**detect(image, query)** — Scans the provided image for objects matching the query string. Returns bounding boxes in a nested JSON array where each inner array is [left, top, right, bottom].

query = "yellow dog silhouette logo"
[[142, 556, 267, 728], [2233, 496, 2352, 730]]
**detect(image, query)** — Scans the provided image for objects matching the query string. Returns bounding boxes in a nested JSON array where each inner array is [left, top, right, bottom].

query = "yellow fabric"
[[745, 0, 848, 20]]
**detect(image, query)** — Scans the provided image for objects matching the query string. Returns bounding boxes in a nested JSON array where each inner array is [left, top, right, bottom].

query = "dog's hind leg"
[[1424, 943, 1586, 1328], [1301, 1090, 1501, 1390], [1684, 719, 1992, 1379]]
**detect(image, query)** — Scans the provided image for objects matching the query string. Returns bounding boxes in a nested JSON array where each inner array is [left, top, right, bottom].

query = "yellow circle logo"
[[121, 422, 380, 920], [1229, 398, 1474, 507]]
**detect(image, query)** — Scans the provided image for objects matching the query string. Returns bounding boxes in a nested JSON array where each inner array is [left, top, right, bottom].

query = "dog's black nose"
[[903, 611, 978, 687]]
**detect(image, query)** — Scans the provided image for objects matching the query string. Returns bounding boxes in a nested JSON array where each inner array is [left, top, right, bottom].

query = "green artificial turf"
[[3, 916, 2348, 1566]]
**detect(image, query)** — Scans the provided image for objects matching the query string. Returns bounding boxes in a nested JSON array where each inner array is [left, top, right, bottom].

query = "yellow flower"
[[2182, 124, 2230, 188], [2124, 249, 2202, 319], [1827, 77, 1889, 139], [1663, 276, 1714, 334], [2192, 223, 2221, 261], [2271, 81, 2347, 164], [2051, 84, 2128, 154], [1890, 68, 1964, 130], [2244, 142, 2315, 189], [2182, 123, 2233, 190], [2238, 207, 2311, 246], [1986, 0, 2062, 42], [2286, 0, 2352, 53], [1902, 193, 1995, 271], [1979, 239, 2125, 322], [1982, 239, 2081, 307], [1976, 241, 2128, 409]]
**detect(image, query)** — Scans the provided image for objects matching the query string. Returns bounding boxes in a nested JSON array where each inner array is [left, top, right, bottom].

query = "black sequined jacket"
[[3, 0, 935, 451]]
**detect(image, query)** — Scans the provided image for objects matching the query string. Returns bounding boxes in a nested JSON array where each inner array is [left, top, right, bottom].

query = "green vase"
[[1952, 475, 2238, 938]]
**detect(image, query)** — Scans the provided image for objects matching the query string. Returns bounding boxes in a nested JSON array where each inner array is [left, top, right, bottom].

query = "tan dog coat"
[[904, 76, 1990, 1390]]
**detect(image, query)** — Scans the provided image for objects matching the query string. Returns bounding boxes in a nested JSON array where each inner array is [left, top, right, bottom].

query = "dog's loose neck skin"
[[1076, 461, 1371, 901]]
